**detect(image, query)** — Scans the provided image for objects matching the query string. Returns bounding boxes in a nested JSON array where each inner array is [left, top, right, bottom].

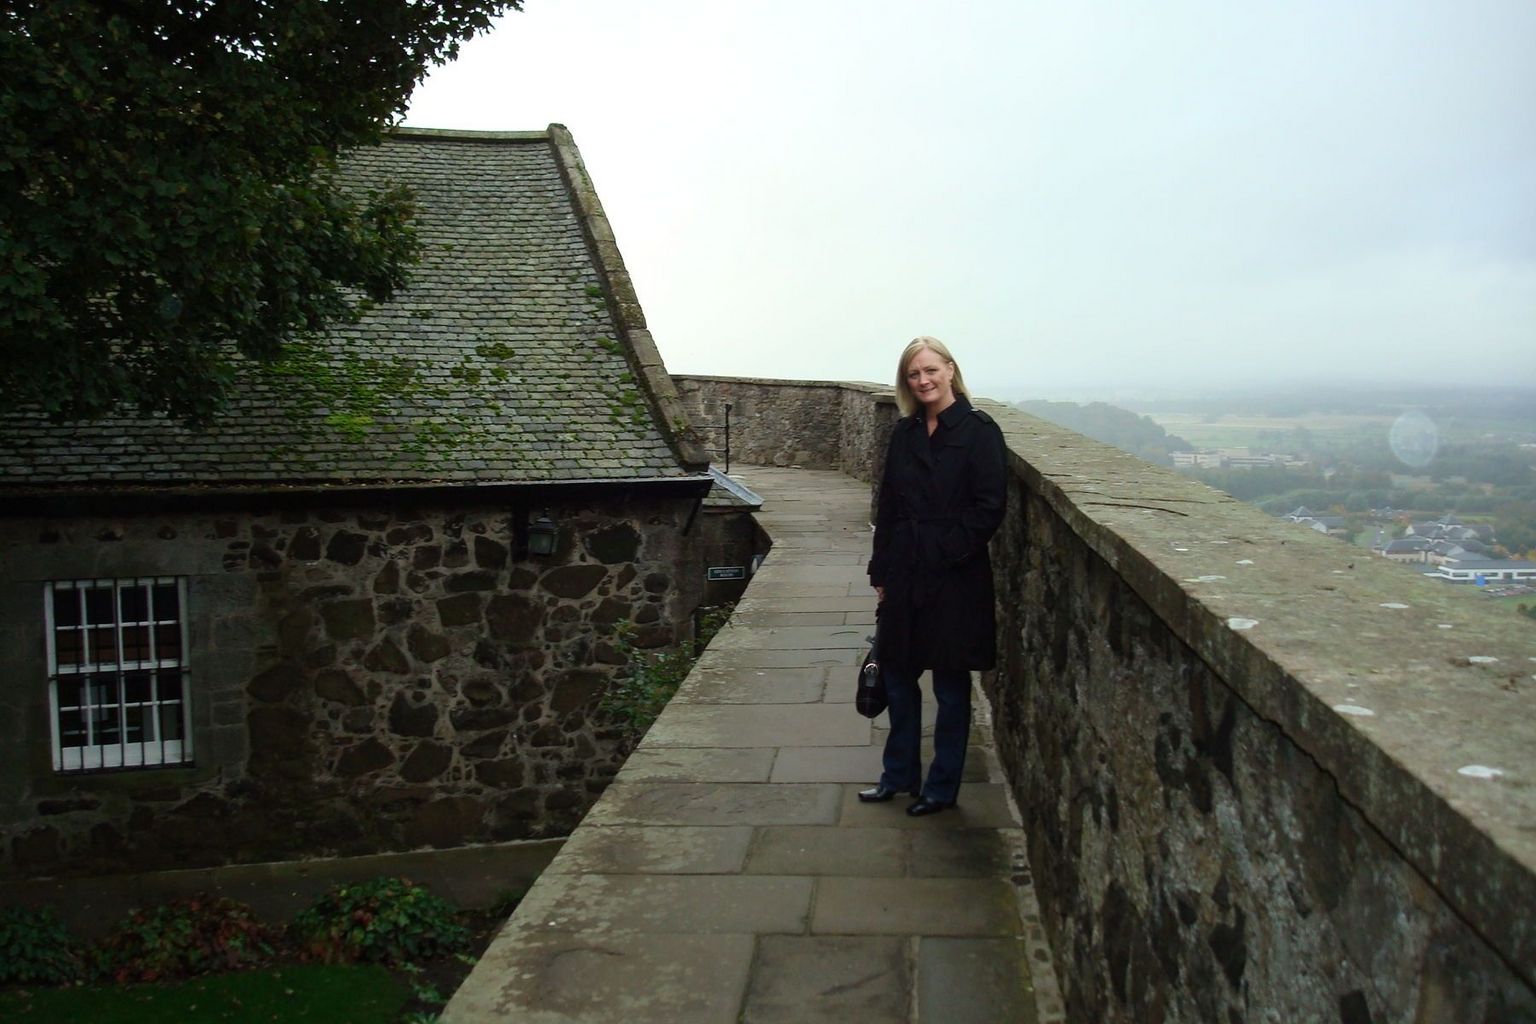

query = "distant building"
[[1171, 451, 1225, 469], [1405, 514, 1496, 545], [1426, 539, 1492, 565], [1171, 449, 1306, 471], [1378, 537, 1435, 563], [1425, 558, 1536, 585], [1280, 507, 1348, 537]]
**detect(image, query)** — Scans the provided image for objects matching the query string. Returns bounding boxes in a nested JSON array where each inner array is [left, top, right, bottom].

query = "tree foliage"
[[1493, 501, 1536, 558], [1015, 400, 1192, 465], [0, 0, 520, 424]]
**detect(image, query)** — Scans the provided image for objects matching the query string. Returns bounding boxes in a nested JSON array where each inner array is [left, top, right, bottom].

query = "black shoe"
[[906, 797, 955, 817], [858, 784, 918, 803]]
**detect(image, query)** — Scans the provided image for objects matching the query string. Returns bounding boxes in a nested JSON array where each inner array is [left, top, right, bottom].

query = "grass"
[[1481, 591, 1536, 616], [0, 963, 409, 1023]]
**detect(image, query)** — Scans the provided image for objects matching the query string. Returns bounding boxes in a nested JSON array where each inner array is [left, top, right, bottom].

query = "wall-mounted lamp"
[[527, 510, 559, 557]]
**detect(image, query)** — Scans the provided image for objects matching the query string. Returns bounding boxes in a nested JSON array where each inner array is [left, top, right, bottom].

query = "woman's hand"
[[874, 586, 884, 604]]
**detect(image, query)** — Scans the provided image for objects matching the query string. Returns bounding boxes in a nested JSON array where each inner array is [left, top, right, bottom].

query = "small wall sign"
[[707, 566, 746, 581]]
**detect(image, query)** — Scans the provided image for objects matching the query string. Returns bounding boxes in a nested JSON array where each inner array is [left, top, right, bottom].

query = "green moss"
[[475, 341, 516, 361], [324, 413, 375, 440], [259, 341, 487, 460]]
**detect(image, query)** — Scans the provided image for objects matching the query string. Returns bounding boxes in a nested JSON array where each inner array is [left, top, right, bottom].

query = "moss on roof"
[[0, 130, 695, 488]]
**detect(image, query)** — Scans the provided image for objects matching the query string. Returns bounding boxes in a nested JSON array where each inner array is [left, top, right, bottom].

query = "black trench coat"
[[868, 394, 1008, 674]]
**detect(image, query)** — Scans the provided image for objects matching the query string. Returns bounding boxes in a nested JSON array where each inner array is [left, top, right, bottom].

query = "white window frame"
[[44, 577, 192, 772]]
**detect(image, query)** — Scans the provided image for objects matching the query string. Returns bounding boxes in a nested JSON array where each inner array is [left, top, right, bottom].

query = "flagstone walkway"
[[443, 465, 1062, 1023]]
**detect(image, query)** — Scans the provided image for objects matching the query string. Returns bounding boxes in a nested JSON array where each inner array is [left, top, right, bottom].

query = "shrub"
[[291, 877, 467, 965], [93, 896, 276, 983], [0, 905, 82, 985], [599, 604, 733, 737]]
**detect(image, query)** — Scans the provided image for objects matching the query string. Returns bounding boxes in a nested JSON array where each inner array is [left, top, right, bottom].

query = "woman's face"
[[906, 347, 956, 411]]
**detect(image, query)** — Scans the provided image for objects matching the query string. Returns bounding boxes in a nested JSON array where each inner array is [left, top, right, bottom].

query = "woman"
[[862, 336, 1007, 816]]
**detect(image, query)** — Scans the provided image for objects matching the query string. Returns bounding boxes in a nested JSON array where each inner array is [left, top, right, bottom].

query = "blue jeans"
[[878, 666, 971, 804]]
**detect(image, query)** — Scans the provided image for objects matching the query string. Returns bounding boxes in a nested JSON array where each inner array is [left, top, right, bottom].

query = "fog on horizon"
[[405, 1, 1536, 399]]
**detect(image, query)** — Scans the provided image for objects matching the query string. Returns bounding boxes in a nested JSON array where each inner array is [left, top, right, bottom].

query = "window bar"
[[85, 584, 98, 769], [149, 577, 165, 766], [113, 580, 125, 771], [112, 670, 125, 771], [178, 577, 192, 762], [45, 583, 60, 771]]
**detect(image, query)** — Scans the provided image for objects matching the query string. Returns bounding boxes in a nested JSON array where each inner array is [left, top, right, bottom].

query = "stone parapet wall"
[[0, 490, 716, 877], [672, 375, 895, 474], [681, 377, 1536, 1022]]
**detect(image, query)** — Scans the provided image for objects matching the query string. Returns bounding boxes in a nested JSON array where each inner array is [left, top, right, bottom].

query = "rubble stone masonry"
[[0, 491, 708, 877]]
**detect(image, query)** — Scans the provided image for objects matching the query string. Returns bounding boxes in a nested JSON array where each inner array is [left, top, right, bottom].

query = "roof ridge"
[[389, 125, 554, 142]]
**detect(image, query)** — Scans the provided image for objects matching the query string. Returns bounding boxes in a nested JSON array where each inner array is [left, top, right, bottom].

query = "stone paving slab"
[[739, 583, 866, 599], [743, 935, 910, 1023], [515, 873, 813, 934], [744, 825, 907, 877], [735, 596, 877, 614], [730, 610, 851, 626], [709, 623, 870, 651], [769, 745, 884, 783], [813, 878, 1020, 936], [758, 566, 865, 584], [918, 937, 1035, 1024], [443, 465, 1048, 1023], [676, 665, 829, 704], [648, 704, 871, 747], [615, 747, 776, 783], [443, 931, 755, 1024], [837, 783, 1019, 829], [586, 782, 844, 827], [762, 540, 871, 555], [681, 666, 835, 706], [909, 828, 1019, 878], [550, 825, 754, 875], [759, 551, 870, 565], [722, 647, 864, 668]]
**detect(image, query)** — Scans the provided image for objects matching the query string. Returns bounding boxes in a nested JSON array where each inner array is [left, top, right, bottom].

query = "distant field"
[[1147, 409, 1534, 452], [1147, 412, 1395, 451]]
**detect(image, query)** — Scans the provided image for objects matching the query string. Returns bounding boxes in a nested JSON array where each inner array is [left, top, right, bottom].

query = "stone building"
[[0, 127, 748, 878]]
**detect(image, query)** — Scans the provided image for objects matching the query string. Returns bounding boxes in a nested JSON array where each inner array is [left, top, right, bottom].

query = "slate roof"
[[0, 128, 704, 491]]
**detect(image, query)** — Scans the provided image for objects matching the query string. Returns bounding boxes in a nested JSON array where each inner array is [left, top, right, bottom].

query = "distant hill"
[[1121, 385, 1536, 426], [1016, 400, 1191, 465]]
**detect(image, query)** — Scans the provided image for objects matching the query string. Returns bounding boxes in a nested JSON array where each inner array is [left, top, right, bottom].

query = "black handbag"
[[855, 620, 887, 719]]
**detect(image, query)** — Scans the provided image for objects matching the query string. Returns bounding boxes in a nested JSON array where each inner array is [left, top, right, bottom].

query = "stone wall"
[[672, 374, 898, 519], [0, 488, 734, 878], [677, 377, 1536, 1023], [672, 375, 893, 473], [985, 447, 1536, 1023]]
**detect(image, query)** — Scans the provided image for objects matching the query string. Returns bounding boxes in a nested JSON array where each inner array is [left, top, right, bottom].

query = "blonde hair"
[[894, 336, 968, 417]]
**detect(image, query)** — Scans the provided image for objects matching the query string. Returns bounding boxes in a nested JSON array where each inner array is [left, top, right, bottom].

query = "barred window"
[[45, 578, 192, 772]]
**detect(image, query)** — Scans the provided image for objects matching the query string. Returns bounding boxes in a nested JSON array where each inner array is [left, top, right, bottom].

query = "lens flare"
[[1388, 411, 1438, 469]]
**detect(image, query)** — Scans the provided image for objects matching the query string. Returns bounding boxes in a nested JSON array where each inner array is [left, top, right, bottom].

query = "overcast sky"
[[404, 1, 1536, 400]]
